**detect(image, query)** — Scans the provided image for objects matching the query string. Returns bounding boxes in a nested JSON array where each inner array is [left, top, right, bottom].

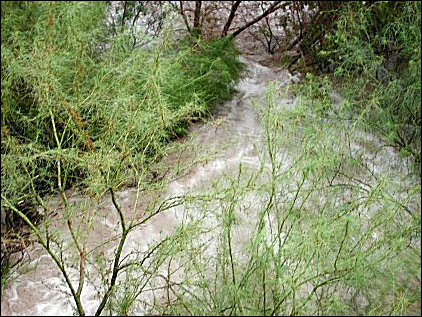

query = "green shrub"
[[0, 0, 244, 280], [304, 1, 421, 171]]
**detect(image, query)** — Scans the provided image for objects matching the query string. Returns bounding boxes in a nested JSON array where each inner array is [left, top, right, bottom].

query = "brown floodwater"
[[1, 55, 293, 316], [2, 53, 419, 315]]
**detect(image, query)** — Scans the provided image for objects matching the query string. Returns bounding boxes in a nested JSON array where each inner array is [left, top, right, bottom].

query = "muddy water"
[[1, 56, 293, 316], [2, 52, 420, 315]]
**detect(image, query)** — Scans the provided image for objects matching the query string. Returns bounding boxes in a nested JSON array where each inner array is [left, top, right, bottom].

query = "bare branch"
[[178, 1, 191, 32], [221, 1, 242, 37], [231, 1, 288, 38]]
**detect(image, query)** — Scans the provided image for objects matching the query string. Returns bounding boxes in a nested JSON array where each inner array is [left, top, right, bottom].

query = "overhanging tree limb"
[[230, 1, 289, 38], [221, 1, 242, 37]]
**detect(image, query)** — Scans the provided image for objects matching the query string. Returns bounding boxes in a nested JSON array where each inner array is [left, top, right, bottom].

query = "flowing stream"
[[1, 55, 294, 316], [2, 52, 419, 315]]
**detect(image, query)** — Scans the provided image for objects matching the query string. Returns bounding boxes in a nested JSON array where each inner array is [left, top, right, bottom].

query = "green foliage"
[[0, 0, 243, 284], [1, 258, 10, 298], [1, 1, 243, 198], [315, 1, 421, 170], [1, 2, 419, 315], [148, 82, 420, 316]]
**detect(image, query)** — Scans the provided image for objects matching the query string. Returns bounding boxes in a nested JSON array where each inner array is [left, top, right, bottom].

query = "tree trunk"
[[121, 0, 128, 27], [221, 1, 242, 37], [178, 1, 191, 32], [193, 1, 202, 29]]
